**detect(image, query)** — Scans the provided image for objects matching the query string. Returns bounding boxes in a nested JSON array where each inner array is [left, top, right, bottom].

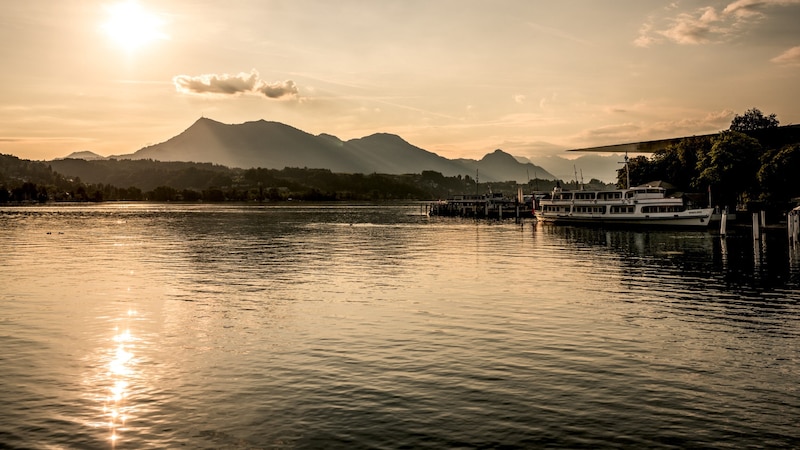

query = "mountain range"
[[64, 118, 560, 183]]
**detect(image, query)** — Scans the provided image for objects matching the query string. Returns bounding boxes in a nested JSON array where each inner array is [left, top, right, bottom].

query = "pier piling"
[[752, 212, 761, 241]]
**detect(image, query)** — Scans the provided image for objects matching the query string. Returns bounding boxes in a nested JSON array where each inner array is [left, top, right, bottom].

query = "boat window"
[[610, 205, 635, 214], [641, 205, 686, 213], [599, 192, 622, 200], [573, 206, 606, 214]]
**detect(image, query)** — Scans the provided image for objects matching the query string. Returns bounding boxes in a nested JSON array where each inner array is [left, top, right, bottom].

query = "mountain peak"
[[481, 149, 516, 162], [360, 132, 408, 143], [60, 150, 107, 160], [188, 117, 225, 129], [195, 116, 222, 124]]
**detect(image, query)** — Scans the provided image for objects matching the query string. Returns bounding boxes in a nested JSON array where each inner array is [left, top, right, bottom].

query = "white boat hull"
[[535, 208, 714, 227]]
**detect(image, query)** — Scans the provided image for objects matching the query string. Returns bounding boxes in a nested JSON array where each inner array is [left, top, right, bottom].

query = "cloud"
[[173, 70, 299, 99], [257, 80, 299, 99], [635, 0, 800, 47], [723, 0, 800, 18], [771, 45, 800, 65], [513, 94, 526, 104], [173, 70, 258, 95], [583, 123, 642, 140], [575, 109, 734, 145], [634, 22, 658, 48], [660, 7, 720, 45]]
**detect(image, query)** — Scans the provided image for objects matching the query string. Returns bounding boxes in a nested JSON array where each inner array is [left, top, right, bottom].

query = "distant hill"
[[538, 154, 626, 184], [102, 118, 556, 183], [61, 151, 107, 161], [454, 149, 559, 184]]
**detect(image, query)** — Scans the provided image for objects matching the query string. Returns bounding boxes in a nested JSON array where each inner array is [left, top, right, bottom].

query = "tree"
[[149, 186, 178, 201], [757, 143, 800, 204], [695, 131, 762, 208], [616, 155, 653, 188], [729, 107, 779, 132], [650, 136, 712, 192]]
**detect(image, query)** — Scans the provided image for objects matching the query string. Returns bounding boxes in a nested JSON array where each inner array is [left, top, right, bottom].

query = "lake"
[[1, 203, 798, 449]]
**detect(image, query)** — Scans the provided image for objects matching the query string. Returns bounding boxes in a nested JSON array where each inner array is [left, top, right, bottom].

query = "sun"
[[101, 1, 167, 53]]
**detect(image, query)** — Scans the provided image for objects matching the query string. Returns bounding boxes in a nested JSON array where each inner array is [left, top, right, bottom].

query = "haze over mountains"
[[62, 118, 624, 183]]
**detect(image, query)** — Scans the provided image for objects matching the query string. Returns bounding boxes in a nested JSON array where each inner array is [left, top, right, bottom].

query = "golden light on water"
[[103, 309, 138, 445]]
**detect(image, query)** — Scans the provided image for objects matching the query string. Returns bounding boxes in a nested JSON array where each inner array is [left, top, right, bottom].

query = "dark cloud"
[[257, 80, 299, 99], [173, 70, 299, 99]]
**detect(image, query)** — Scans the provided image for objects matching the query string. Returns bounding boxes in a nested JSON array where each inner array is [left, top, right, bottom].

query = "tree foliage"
[[729, 107, 779, 132], [757, 143, 800, 205], [695, 131, 762, 207], [610, 108, 799, 212], [651, 136, 710, 191]]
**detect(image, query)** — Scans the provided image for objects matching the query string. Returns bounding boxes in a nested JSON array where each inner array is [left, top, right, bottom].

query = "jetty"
[[428, 192, 536, 219]]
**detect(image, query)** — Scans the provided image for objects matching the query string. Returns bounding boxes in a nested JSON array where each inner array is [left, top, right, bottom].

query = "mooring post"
[[720, 207, 727, 237], [752, 212, 760, 241]]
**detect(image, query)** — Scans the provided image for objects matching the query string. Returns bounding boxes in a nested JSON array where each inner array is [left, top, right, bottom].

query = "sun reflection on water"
[[103, 309, 137, 446]]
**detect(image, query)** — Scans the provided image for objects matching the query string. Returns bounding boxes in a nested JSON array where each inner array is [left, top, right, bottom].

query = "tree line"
[[618, 108, 799, 214], [0, 155, 494, 203]]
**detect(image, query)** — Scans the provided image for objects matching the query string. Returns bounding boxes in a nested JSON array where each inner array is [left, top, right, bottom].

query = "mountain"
[[61, 150, 107, 160], [454, 149, 557, 183], [538, 154, 625, 184], [114, 118, 362, 172], [106, 118, 556, 182]]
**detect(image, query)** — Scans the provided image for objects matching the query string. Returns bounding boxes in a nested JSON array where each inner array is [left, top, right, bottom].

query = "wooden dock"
[[428, 193, 535, 220]]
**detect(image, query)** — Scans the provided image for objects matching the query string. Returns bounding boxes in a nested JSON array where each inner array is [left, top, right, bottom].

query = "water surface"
[[1, 203, 798, 448]]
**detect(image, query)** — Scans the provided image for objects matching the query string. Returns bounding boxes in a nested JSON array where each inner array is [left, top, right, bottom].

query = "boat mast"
[[626, 153, 630, 189], [619, 152, 630, 189]]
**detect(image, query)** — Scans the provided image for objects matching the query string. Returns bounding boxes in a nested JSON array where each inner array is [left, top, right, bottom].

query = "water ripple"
[[1, 204, 798, 448]]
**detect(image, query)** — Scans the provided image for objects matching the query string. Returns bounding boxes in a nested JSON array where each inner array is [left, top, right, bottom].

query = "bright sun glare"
[[101, 1, 167, 52]]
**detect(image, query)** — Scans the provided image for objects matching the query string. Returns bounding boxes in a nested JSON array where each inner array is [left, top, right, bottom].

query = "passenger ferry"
[[535, 184, 713, 227]]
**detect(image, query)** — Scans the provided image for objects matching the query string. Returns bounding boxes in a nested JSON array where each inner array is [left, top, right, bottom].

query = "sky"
[[1, 0, 799, 162]]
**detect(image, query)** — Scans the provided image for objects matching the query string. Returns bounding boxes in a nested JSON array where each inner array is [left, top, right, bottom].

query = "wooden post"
[[789, 210, 799, 246], [795, 213, 799, 245], [719, 207, 727, 237], [752, 212, 760, 241]]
